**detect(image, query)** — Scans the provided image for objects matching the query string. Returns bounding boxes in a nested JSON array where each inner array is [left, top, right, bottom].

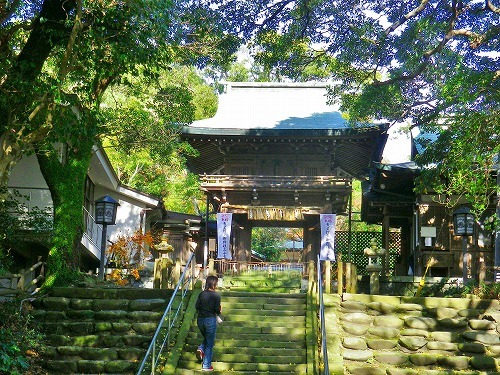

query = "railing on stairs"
[[136, 251, 198, 375], [318, 256, 329, 375]]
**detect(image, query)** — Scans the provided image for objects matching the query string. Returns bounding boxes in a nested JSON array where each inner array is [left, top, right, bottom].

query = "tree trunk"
[[37, 140, 93, 286]]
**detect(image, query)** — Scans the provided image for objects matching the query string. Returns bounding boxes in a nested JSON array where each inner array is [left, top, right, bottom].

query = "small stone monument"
[[363, 238, 385, 294]]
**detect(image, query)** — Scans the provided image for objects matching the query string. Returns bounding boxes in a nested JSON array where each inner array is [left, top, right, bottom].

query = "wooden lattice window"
[[334, 231, 401, 276]]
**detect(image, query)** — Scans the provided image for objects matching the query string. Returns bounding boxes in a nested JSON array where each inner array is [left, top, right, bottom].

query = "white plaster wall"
[[8, 154, 52, 212], [112, 200, 143, 241], [9, 155, 47, 188], [93, 186, 151, 244], [9, 153, 158, 266]]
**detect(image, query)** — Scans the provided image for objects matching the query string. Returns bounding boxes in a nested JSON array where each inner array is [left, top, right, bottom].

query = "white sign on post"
[[320, 214, 336, 261], [217, 213, 233, 260]]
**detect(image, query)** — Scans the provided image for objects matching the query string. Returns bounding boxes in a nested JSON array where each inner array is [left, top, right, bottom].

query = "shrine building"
[[181, 82, 389, 263]]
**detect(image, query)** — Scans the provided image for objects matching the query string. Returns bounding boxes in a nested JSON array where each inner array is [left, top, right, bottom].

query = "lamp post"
[[453, 206, 475, 284], [95, 195, 120, 280]]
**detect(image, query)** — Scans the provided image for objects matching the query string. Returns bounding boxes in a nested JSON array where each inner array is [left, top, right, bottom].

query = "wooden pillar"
[[308, 260, 315, 291], [234, 214, 251, 262], [172, 258, 181, 285], [191, 257, 197, 290], [382, 206, 391, 275], [337, 261, 343, 294], [303, 216, 320, 263], [347, 263, 357, 293], [346, 262, 353, 293]]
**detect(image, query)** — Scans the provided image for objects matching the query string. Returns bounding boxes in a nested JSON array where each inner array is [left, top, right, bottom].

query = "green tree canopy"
[[0, 0, 244, 285], [101, 65, 217, 213], [242, 0, 500, 215]]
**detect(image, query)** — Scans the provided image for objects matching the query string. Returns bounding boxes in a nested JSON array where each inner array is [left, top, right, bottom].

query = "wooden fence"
[[0, 257, 45, 299]]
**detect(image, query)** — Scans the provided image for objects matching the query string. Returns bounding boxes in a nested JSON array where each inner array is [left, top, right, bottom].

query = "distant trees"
[[0, 0, 242, 284], [252, 227, 288, 262], [102, 65, 217, 214]]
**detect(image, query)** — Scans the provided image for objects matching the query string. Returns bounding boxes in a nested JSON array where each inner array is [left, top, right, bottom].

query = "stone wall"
[[325, 293, 500, 374]]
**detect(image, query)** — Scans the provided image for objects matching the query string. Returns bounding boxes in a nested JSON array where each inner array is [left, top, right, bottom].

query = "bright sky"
[[382, 123, 412, 164]]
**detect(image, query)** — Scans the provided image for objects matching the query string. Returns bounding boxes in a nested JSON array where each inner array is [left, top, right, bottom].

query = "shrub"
[[466, 282, 500, 299], [0, 300, 44, 375], [106, 230, 154, 286]]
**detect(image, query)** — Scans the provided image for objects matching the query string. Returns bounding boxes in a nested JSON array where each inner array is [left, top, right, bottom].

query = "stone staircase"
[[30, 286, 183, 374], [175, 290, 309, 374]]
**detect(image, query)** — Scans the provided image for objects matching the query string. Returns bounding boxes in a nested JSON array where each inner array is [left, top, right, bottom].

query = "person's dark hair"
[[205, 275, 218, 290]]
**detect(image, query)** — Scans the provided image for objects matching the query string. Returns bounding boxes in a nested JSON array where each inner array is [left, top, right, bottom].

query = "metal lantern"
[[453, 206, 475, 283], [95, 195, 120, 225], [95, 195, 120, 279], [453, 206, 474, 236]]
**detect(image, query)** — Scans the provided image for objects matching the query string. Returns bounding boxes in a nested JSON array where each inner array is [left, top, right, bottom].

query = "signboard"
[[217, 213, 233, 259], [320, 214, 336, 261]]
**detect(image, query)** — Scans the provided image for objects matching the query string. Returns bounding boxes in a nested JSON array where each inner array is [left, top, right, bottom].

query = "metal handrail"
[[82, 205, 103, 249], [136, 251, 197, 374], [317, 256, 329, 375]]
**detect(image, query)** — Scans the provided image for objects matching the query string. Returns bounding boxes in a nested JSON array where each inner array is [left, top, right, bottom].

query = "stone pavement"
[[324, 293, 500, 374]]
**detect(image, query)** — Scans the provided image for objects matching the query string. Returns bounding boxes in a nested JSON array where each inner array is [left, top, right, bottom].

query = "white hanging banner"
[[217, 213, 233, 260], [320, 214, 336, 261]]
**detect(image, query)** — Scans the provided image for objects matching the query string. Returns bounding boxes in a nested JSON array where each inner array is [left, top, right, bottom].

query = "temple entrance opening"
[[251, 227, 304, 262]]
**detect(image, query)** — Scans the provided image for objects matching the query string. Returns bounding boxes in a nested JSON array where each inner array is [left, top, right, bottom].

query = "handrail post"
[[337, 260, 343, 295], [324, 260, 331, 294], [317, 256, 329, 375], [191, 256, 196, 290]]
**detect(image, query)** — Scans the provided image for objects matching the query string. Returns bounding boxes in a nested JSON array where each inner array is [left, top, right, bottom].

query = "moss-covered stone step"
[[221, 274, 302, 292], [222, 307, 305, 316], [181, 351, 306, 364], [223, 302, 306, 310], [175, 369, 306, 375], [44, 359, 138, 374], [225, 287, 303, 293], [185, 337, 306, 349], [177, 360, 308, 373], [216, 325, 305, 335], [183, 345, 306, 357], [220, 290, 305, 299], [223, 314, 304, 324], [187, 331, 304, 342]]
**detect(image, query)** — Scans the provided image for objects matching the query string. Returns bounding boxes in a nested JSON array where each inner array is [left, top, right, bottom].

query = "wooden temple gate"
[[181, 82, 391, 269]]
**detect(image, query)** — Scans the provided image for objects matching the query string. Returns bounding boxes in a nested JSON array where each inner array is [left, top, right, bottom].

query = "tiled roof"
[[182, 82, 389, 178], [191, 82, 351, 130]]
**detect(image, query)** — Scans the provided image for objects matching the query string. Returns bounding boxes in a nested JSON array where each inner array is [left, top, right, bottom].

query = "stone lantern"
[[364, 238, 386, 294], [154, 234, 174, 289], [156, 233, 174, 264]]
